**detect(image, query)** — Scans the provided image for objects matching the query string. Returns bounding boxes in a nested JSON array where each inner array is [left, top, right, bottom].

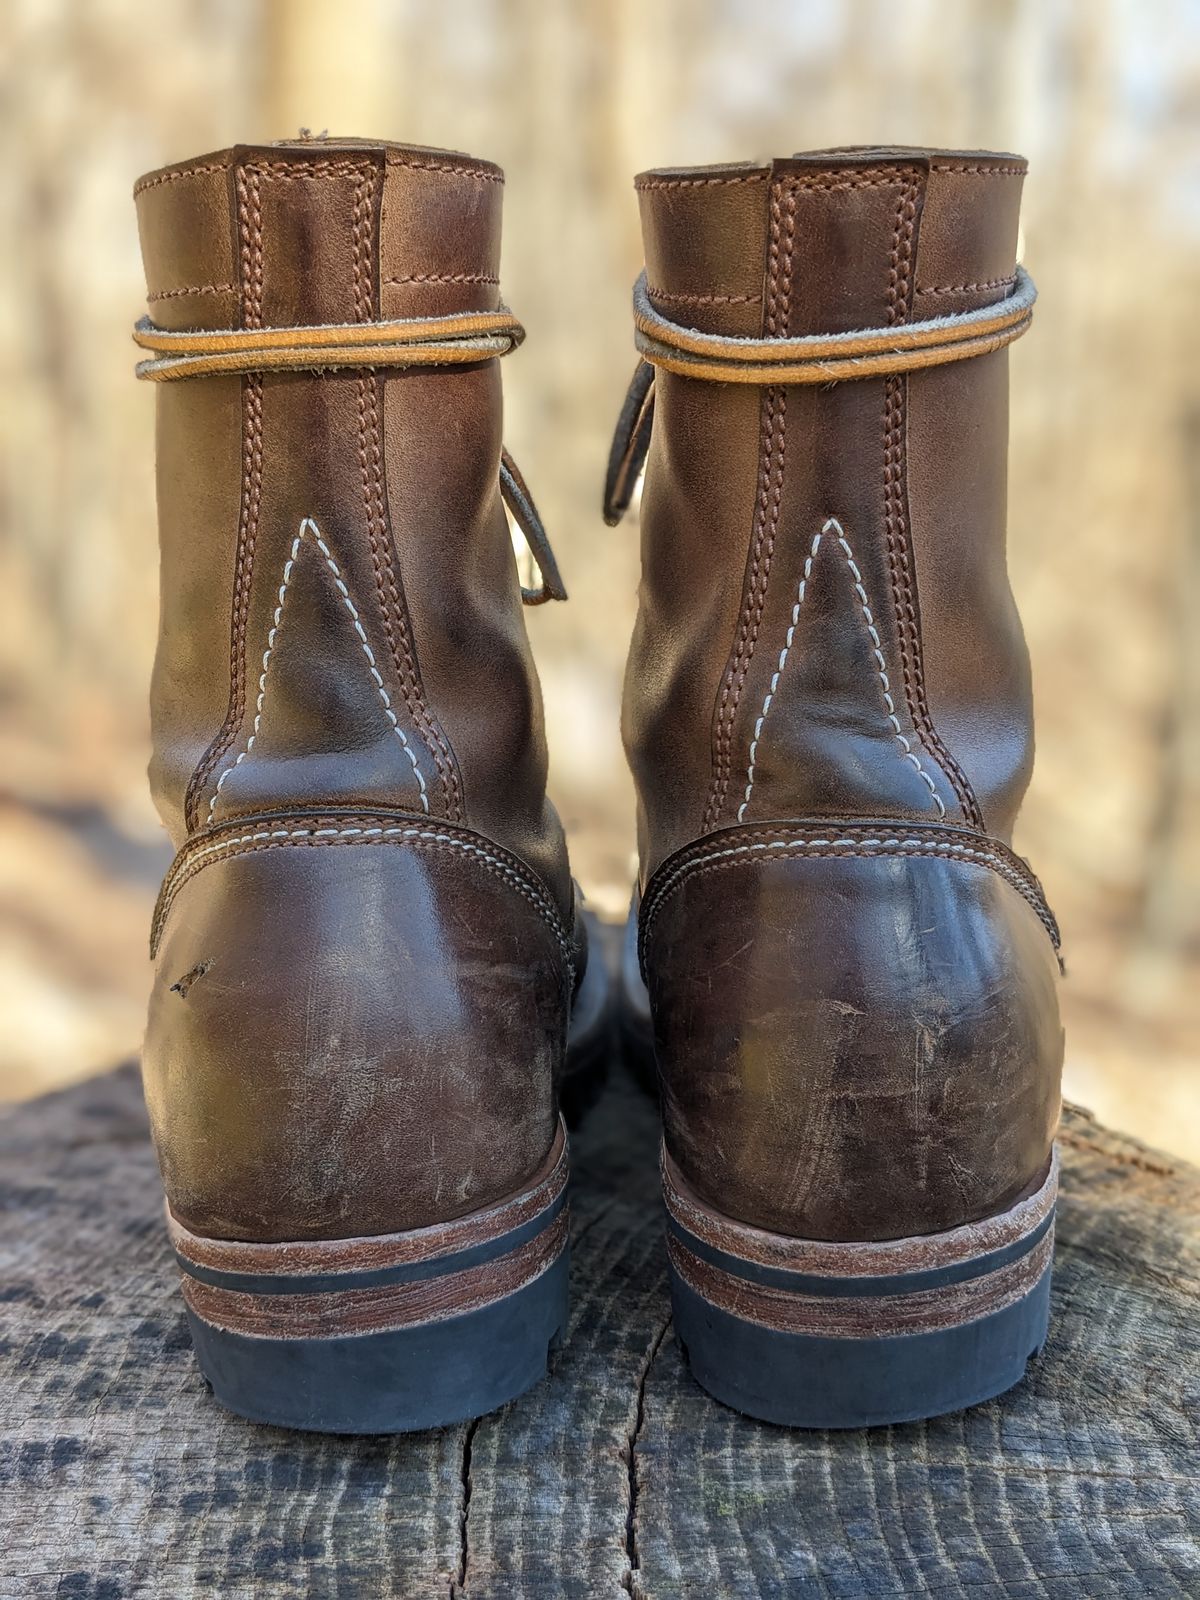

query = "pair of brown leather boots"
[[134, 139, 1062, 1433]]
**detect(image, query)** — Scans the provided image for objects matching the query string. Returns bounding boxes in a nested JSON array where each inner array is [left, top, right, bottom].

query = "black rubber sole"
[[665, 1146, 1058, 1428], [170, 1121, 571, 1434], [671, 1262, 1050, 1429], [187, 1248, 569, 1434]]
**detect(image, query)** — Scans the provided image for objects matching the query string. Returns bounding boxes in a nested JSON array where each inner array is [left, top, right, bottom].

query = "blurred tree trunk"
[[0, 0, 1198, 1147]]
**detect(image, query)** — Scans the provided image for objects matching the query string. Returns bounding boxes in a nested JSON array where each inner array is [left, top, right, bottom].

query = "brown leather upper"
[[621, 149, 1064, 1242], [136, 140, 574, 1241]]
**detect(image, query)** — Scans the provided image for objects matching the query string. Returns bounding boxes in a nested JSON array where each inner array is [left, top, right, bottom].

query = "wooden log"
[[0, 1055, 1197, 1598]]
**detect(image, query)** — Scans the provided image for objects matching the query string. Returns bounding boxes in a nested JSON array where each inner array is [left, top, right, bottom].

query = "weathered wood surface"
[[1, 1058, 1198, 1599]]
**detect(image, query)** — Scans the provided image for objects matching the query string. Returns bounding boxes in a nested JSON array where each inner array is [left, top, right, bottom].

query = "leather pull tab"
[[500, 448, 567, 605], [603, 360, 656, 526]]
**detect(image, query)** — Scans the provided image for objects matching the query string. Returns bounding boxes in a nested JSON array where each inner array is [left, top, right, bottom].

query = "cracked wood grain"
[[0, 1056, 1196, 1597], [624, 1315, 673, 1598]]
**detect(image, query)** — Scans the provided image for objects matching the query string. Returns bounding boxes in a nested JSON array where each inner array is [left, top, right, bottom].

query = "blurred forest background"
[[0, 0, 1197, 1157]]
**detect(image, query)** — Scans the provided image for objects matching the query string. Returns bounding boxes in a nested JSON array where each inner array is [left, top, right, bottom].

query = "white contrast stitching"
[[157, 823, 573, 968], [736, 516, 946, 822], [642, 835, 1056, 946], [207, 517, 429, 820], [737, 528, 819, 823]]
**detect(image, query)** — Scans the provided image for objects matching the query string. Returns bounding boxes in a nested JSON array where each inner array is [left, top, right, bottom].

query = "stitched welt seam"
[[916, 275, 1015, 296], [254, 159, 379, 181], [634, 174, 766, 190], [152, 828, 571, 960], [148, 283, 237, 300], [134, 161, 230, 196], [383, 272, 498, 285], [646, 288, 761, 305], [929, 163, 1025, 176], [387, 155, 503, 182], [641, 839, 1059, 947]]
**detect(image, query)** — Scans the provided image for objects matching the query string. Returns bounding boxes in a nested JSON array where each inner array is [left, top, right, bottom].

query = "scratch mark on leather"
[[207, 517, 429, 820], [169, 960, 210, 998], [737, 517, 946, 821]]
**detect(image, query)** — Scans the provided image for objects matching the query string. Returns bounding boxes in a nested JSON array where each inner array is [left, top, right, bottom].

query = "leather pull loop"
[[603, 360, 656, 527], [632, 264, 1036, 385], [500, 448, 567, 606], [133, 307, 525, 382]]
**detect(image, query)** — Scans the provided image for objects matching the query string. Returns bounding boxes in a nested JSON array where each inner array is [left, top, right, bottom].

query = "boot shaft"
[[136, 139, 568, 910], [135, 141, 579, 1255], [617, 147, 1062, 1246], [622, 149, 1033, 875]]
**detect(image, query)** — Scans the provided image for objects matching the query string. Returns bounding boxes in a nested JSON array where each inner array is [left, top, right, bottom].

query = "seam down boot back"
[[134, 139, 603, 1432], [611, 147, 1065, 1428]]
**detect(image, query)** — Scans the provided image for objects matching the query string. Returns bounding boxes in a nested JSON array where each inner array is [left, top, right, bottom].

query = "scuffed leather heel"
[[171, 1124, 570, 1434], [663, 1145, 1056, 1429]]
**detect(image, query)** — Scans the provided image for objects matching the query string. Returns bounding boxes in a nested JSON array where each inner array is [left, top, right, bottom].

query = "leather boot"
[[134, 139, 607, 1432], [609, 148, 1063, 1427]]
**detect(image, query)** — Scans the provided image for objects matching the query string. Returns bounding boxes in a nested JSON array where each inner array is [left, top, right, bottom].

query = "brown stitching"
[[165, 808, 564, 911], [186, 157, 383, 830], [782, 174, 923, 194], [350, 169, 371, 319], [356, 367, 460, 816], [636, 172, 918, 195], [710, 183, 791, 824], [156, 836, 567, 958], [634, 174, 766, 191], [387, 155, 503, 182], [881, 365, 982, 825], [644, 818, 1056, 916], [254, 159, 379, 181], [646, 287, 761, 306], [245, 167, 265, 325], [704, 180, 796, 830], [133, 161, 230, 197], [916, 275, 1016, 296], [366, 369, 463, 817], [135, 154, 503, 195], [152, 817, 571, 960], [351, 168, 462, 821], [929, 163, 1025, 176], [183, 155, 468, 832], [641, 831, 1060, 951], [880, 178, 984, 830], [886, 179, 915, 321], [383, 272, 498, 286], [184, 163, 264, 831], [156, 834, 570, 964], [705, 168, 928, 832], [147, 283, 237, 301]]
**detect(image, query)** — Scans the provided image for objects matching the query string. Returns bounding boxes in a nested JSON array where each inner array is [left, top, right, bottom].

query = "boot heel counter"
[[642, 825, 1063, 1242], [144, 819, 573, 1242]]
